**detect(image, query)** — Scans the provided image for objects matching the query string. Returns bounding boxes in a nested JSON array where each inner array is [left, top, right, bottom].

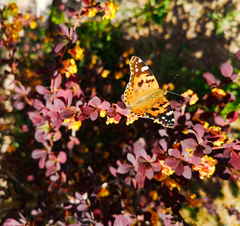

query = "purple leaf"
[[214, 115, 225, 126], [221, 62, 233, 77], [54, 42, 67, 53], [66, 7, 77, 17], [175, 162, 184, 176], [71, 32, 78, 44], [236, 50, 240, 59], [58, 24, 69, 37], [226, 111, 239, 124], [230, 151, 240, 170], [223, 148, 231, 158], [193, 124, 204, 142], [203, 72, 216, 85], [181, 138, 197, 152]]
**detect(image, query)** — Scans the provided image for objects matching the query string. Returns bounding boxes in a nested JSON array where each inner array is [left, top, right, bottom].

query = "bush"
[[1, 1, 240, 225]]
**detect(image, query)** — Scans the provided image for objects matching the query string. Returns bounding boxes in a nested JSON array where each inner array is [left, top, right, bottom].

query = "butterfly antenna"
[[167, 90, 183, 97], [166, 74, 183, 97], [170, 74, 178, 84]]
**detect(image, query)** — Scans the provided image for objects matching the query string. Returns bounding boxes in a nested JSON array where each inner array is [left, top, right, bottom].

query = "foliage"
[[1, 1, 240, 226]]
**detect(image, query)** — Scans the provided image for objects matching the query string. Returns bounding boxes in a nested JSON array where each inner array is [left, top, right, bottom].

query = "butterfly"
[[123, 56, 175, 128]]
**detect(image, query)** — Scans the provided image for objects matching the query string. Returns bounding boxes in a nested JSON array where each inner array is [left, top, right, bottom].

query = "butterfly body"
[[123, 56, 175, 127]]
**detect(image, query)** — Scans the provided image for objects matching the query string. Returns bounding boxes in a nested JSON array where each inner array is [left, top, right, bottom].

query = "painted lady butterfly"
[[123, 56, 175, 127]]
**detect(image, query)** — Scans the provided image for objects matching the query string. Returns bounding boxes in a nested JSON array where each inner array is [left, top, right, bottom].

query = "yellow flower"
[[209, 126, 221, 136], [30, 21, 37, 29], [9, 3, 18, 16], [211, 88, 227, 99], [189, 93, 199, 105], [186, 192, 201, 207], [181, 89, 193, 98], [98, 186, 110, 198], [101, 69, 110, 78], [114, 71, 123, 79], [61, 59, 77, 78], [64, 117, 82, 131], [153, 160, 174, 181], [213, 132, 227, 146], [102, 0, 119, 20], [68, 42, 84, 61], [126, 114, 138, 125], [193, 155, 216, 179]]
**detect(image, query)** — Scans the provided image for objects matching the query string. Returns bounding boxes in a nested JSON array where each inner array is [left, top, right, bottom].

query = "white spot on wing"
[[141, 66, 149, 72], [136, 68, 138, 72]]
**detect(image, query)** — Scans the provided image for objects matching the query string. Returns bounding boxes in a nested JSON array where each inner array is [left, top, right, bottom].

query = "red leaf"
[[226, 111, 239, 124], [203, 72, 216, 85], [221, 62, 233, 78], [230, 151, 240, 170]]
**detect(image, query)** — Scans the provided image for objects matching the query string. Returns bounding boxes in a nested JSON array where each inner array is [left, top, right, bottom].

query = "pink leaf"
[[203, 72, 216, 85], [32, 149, 46, 159], [118, 164, 132, 174], [58, 151, 67, 163], [236, 50, 240, 59], [182, 165, 192, 179], [230, 151, 240, 170], [165, 156, 179, 168], [90, 110, 98, 121], [221, 62, 233, 77], [214, 115, 225, 126], [36, 85, 50, 95], [109, 166, 118, 177], [54, 73, 62, 90], [113, 215, 130, 226], [168, 149, 180, 158], [88, 96, 101, 107]]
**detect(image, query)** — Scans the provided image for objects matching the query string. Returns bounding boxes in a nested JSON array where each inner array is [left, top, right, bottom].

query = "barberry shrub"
[[1, 1, 240, 226]]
